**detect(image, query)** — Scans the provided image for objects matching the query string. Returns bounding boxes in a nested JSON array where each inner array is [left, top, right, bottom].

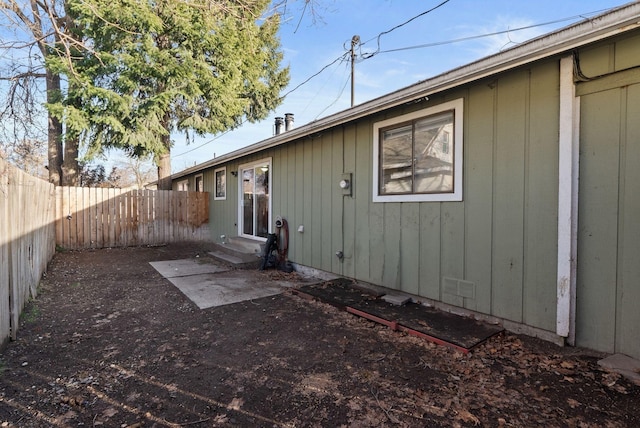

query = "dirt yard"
[[0, 244, 638, 427]]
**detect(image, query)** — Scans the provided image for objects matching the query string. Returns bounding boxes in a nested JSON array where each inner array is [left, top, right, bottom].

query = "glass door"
[[239, 159, 271, 239]]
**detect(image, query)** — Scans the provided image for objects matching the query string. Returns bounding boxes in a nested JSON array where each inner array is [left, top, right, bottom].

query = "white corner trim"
[[556, 55, 579, 339]]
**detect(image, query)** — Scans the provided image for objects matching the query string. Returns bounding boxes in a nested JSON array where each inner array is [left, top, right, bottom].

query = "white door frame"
[[237, 157, 272, 241]]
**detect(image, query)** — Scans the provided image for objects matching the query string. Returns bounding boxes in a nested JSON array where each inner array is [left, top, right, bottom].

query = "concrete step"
[[208, 249, 262, 269], [209, 237, 265, 269]]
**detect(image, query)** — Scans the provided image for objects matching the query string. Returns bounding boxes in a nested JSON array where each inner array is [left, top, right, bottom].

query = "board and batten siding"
[[176, 27, 640, 357], [201, 58, 561, 335], [575, 31, 640, 358]]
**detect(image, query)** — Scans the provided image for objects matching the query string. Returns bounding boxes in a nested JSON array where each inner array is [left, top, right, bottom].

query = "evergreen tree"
[[49, 0, 289, 189]]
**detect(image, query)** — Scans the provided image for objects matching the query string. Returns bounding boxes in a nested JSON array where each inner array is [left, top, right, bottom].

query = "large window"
[[373, 98, 463, 202]]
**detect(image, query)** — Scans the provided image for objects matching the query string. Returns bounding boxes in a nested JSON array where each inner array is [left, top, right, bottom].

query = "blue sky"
[[0, 0, 629, 173], [170, 0, 627, 172]]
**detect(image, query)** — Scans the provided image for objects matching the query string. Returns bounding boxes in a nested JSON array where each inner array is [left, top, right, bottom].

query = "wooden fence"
[[0, 158, 56, 346], [55, 187, 210, 250]]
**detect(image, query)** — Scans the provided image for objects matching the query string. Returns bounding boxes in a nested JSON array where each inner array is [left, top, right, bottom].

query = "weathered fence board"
[[55, 187, 210, 249], [1, 171, 211, 347], [0, 159, 56, 347]]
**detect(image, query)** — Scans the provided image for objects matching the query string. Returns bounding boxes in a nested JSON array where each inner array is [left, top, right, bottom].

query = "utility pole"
[[350, 35, 360, 107]]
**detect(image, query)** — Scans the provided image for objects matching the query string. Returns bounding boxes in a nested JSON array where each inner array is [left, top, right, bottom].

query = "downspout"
[[556, 55, 579, 344]]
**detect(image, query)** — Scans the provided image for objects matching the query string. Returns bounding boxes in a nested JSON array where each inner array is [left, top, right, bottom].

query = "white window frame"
[[372, 98, 464, 202], [194, 174, 204, 192], [176, 179, 189, 191], [214, 167, 226, 200]]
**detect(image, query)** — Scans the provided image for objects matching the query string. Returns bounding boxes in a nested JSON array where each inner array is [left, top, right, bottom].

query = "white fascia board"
[[172, 3, 640, 180]]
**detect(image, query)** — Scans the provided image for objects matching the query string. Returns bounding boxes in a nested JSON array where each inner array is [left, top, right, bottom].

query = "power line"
[[279, 52, 350, 99], [173, 54, 350, 158], [371, 10, 614, 55], [314, 62, 352, 120], [172, 121, 246, 158], [361, 0, 452, 59], [174, 53, 350, 158], [174, 6, 615, 159]]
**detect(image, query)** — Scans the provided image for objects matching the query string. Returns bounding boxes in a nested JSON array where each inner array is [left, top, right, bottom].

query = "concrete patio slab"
[[150, 259, 298, 309], [598, 353, 640, 385], [149, 259, 230, 278]]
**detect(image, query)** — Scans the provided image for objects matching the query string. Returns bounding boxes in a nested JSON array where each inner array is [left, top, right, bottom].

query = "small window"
[[176, 180, 189, 191], [195, 174, 204, 192], [373, 98, 463, 202], [214, 167, 226, 200]]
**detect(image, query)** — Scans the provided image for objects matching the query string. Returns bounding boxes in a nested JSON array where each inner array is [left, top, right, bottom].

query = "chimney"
[[274, 116, 284, 135], [284, 113, 294, 131]]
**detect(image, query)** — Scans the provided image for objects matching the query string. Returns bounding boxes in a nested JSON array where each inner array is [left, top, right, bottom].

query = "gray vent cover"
[[442, 277, 475, 300]]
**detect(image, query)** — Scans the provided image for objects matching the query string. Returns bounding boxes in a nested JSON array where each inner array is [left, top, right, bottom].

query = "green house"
[[171, 3, 640, 360]]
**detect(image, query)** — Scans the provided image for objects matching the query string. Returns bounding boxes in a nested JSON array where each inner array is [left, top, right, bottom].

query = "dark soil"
[[0, 244, 638, 427]]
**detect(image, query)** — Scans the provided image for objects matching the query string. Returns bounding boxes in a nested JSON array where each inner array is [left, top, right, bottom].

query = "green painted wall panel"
[[382, 203, 401, 289], [320, 134, 335, 272], [179, 57, 571, 339], [354, 121, 372, 283], [294, 141, 305, 263], [215, 160, 239, 241], [331, 129, 344, 275], [400, 203, 420, 295], [617, 83, 640, 358], [273, 145, 286, 223], [368, 201, 385, 285], [577, 89, 621, 353], [440, 202, 466, 307], [310, 137, 324, 268], [286, 144, 297, 259], [302, 138, 314, 266], [579, 32, 640, 78], [342, 125, 357, 278], [579, 44, 613, 77], [437, 91, 467, 306], [464, 85, 494, 314], [418, 204, 441, 300], [492, 71, 527, 323], [615, 34, 640, 70], [522, 62, 559, 331], [369, 112, 391, 286]]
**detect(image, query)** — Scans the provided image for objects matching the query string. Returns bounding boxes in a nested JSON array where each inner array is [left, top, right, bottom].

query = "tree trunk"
[[46, 71, 63, 186], [156, 151, 172, 190], [61, 136, 79, 186], [156, 115, 172, 190]]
